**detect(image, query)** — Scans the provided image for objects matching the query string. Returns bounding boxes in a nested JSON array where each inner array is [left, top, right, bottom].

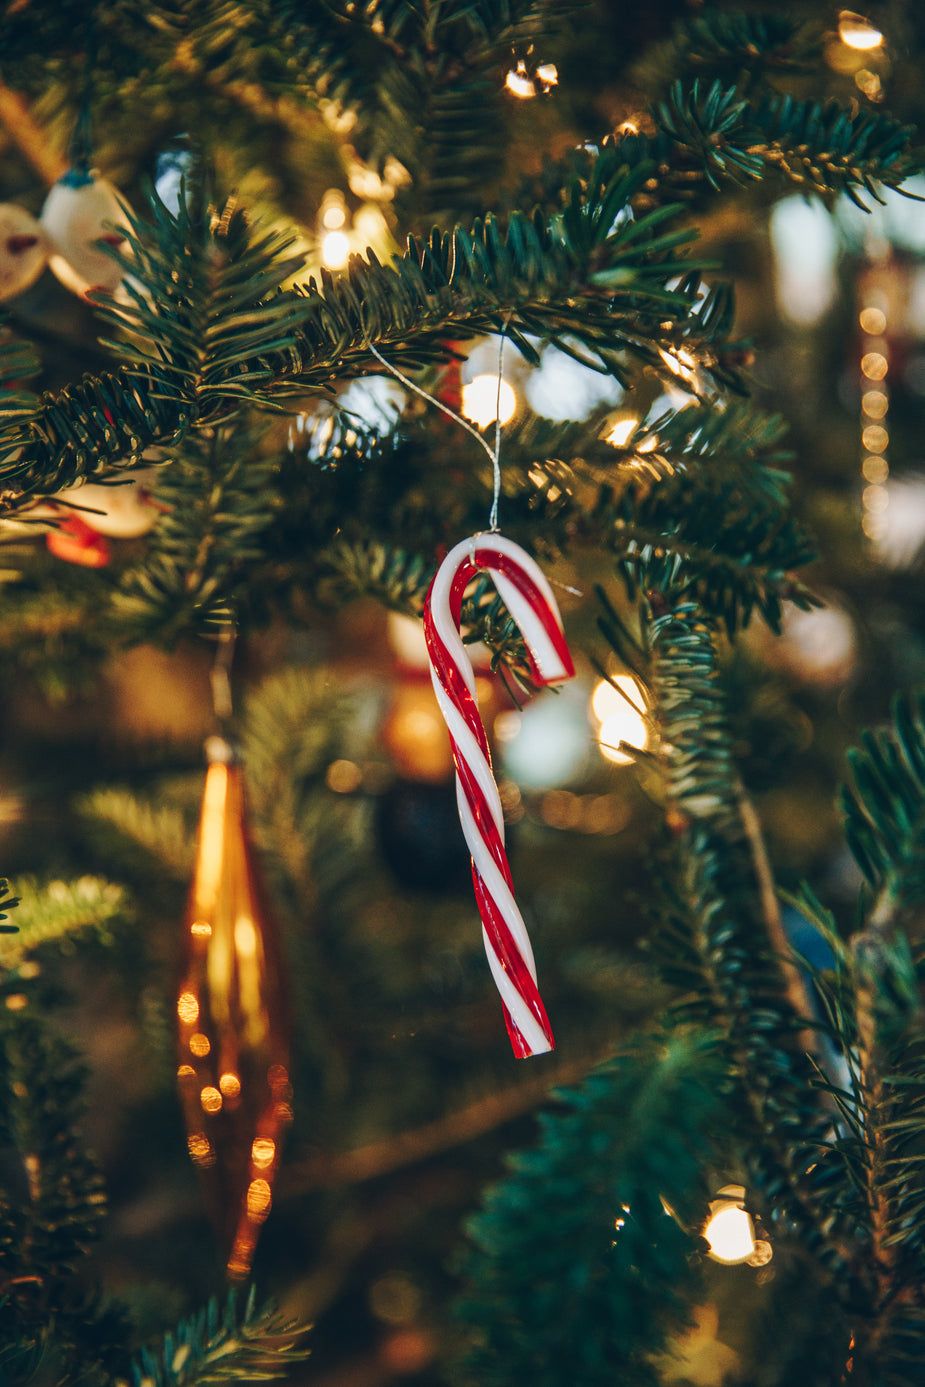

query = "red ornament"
[[45, 512, 111, 567]]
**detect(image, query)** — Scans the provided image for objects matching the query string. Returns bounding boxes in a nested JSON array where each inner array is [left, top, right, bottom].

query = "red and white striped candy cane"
[[423, 533, 575, 1057]]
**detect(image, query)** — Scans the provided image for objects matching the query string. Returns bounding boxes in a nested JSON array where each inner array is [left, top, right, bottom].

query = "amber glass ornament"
[[177, 737, 292, 1281]]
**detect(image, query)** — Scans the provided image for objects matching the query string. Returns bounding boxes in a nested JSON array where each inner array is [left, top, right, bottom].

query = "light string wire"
[[367, 326, 509, 534]]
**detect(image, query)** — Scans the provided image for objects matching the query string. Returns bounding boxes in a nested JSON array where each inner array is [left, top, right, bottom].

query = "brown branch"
[[737, 783, 819, 1061], [0, 84, 65, 186], [285, 1050, 604, 1192]]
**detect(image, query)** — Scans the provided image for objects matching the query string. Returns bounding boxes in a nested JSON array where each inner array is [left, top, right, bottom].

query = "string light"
[[605, 416, 640, 447], [504, 58, 558, 99], [702, 1185, 771, 1267], [838, 11, 884, 51], [505, 61, 536, 98], [858, 288, 891, 541], [460, 374, 517, 428], [319, 189, 352, 269], [321, 229, 350, 269], [591, 674, 650, 766]]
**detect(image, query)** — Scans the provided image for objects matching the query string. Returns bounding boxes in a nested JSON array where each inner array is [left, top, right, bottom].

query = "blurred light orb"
[[321, 229, 351, 269], [498, 681, 592, 790], [862, 454, 889, 484], [703, 1186, 756, 1265], [861, 351, 889, 381], [862, 390, 888, 420], [859, 306, 887, 335], [838, 175, 925, 256], [387, 611, 429, 669], [321, 192, 347, 230], [591, 674, 649, 766], [338, 374, 406, 432], [870, 477, 925, 568], [461, 374, 517, 428], [838, 11, 884, 50], [526, 344, 623, 421], [777, 602, 857, 687], [769, 196, 838, 326]]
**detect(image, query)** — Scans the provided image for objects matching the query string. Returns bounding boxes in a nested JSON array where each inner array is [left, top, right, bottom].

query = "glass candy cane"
[[424, 534, 575, 1057]]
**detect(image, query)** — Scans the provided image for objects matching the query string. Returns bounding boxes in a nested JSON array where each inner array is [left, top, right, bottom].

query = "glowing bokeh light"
[[460, 374, 517, 428], [838, 11, 884, 50], [321, 229, 350, 269], [177, 991, 199, 1025], [591, 674, 650, 766], [703, 1202, 756, 1265]]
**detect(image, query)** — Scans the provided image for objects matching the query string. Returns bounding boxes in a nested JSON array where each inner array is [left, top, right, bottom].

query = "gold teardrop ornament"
[[177, 737, 292, 1281]]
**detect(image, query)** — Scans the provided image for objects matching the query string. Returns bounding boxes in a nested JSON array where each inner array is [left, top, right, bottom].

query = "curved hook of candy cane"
[[424, 533, 575, 1057]]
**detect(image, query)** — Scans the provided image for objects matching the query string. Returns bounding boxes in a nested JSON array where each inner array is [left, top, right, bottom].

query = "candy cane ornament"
[[424, 533, 575, 1057]]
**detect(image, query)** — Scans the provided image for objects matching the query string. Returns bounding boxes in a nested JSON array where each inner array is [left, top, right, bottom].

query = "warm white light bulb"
[[536, 62, 558, 90], [703, 1203, 756, 1265], [460, 374, 517, 429], [505, 64, 536, 99], [838, 11, 884, 50], [321, 229, 351, 269], [591, 674, 649, 766], [605, 416, 640, 447]]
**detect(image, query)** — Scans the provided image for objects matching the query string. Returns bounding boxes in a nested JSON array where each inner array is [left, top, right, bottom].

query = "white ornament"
[[0, 204, 48, 302], [40, 169, 131, 299], [55, 471, 159, 539]]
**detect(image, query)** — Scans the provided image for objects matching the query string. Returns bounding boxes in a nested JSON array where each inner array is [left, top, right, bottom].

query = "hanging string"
[[367, 333, 507, 533], [210, 622, 237, 728], [488, 324, 509, 533]]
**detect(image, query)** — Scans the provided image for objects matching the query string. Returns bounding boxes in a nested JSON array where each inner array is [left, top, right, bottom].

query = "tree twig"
[[285, 1050, 605, 1191], [737, 783, 819, 1060], [0, 84, 65, 186]]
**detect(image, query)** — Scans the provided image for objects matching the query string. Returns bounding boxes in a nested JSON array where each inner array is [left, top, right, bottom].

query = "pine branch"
[[130, 1288, 310, 1387], [615, 592, 845, 1273], [291, 1050, 602, 1190], [112, 422, 280, 637], [635, 11, 819, 90], [0, 878, 19, 937], [604, 487, 814, 638], [0, 318, 40, 440], [0, 876, 127, 970], [291, 181, 731, 387], [79, 788, 194, 878], [655, 80, 921, 202], [523, 80, 920, 224], [0, 1010, 125, 1384], [841, 692, 925, 917], [0, 161, 732, 499], [456, 1035, 724, 1386], [308, 398, 812, 653]]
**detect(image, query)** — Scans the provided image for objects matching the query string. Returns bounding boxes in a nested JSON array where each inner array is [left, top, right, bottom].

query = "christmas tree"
[[1, 3, 925, 1384]]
